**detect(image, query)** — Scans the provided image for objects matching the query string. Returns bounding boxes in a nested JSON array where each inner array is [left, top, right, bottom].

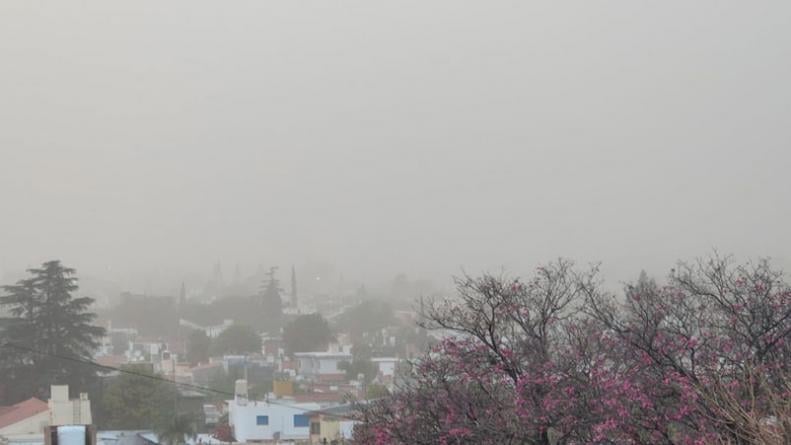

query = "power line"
[[2, 341, 230, 396], [0, 341, 361, 420], [1, 341, 361, 419]]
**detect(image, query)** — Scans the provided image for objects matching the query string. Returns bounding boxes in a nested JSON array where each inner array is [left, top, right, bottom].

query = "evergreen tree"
[[156, 414, 197, 445], [339, 344, 377, 384], [210, 324, 261, 356], [0, 260, 105, 403], [283, 313, 333, 354], [186, 329, 211, 365], [337, 300, 395, 341], [100, 364, 177, 429]]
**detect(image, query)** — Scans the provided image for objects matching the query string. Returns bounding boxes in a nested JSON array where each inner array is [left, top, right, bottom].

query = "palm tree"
[[155, 414, 197, 445]]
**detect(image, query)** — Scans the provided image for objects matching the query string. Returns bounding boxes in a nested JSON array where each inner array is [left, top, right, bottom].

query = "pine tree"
[[100, 364, 177, 429], [156, 413, 197, 445], [0, 260, 105, 403], [185, 329, 211, 365]]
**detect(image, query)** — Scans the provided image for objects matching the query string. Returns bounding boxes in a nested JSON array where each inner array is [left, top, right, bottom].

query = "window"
[[293, 414, 310, 427], [256, 415, 269, 426], [310, 422, 320, 435]]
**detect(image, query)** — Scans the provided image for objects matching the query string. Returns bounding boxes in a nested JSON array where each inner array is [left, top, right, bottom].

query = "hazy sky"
[[1, 1, 789, 293]]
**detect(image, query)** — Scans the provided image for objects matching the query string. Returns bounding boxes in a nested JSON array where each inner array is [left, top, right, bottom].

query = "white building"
[[227, 380, 319, 442], [371, 357, 399, 378], [49, 386, 92, 426], [0, 386, 92, 442], [293, 352, 351, 380]]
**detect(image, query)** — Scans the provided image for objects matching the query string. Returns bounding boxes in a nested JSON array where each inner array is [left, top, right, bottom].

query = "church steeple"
[[291, 265, 298, 308], [234, 263, 241, 285], [179, 282, 187, 306], [259, 267, 283, 333], [260, 267, 281, 305], [212, 261, 224, 286]]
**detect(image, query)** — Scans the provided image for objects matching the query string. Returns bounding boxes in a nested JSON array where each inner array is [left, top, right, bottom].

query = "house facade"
[[227, 380, 319, 442], [0, 385, 92, 439], [293, 352, 351, 381], [307, 404, 357, 445], [371, 357, 399, 378]]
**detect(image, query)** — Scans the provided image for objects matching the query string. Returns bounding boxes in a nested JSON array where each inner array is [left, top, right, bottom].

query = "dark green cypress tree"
[[0, 260, 105, 403]]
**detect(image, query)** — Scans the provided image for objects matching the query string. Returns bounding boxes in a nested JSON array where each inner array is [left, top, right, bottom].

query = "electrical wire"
[[0, 341, 361, 420]]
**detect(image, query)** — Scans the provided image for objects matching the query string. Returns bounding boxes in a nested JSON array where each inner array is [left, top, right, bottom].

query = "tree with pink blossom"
[[353, 255, 790, 445]]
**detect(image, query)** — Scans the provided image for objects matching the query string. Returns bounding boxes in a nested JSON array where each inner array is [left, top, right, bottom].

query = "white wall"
[[318, 358, 341, 374], [49, 386, 92, 426], [373, 359, 397, 377], [228, 400, 319, 442], [297, 357, 316, 375], [339, 420, 356, 439], [296, 355, 349, 377]]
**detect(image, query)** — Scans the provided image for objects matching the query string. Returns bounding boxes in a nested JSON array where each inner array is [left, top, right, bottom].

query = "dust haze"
[[2, 1, 790, 296]]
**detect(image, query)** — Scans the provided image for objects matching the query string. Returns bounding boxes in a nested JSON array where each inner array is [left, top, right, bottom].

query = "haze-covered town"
[[1, 2, 790, 444]]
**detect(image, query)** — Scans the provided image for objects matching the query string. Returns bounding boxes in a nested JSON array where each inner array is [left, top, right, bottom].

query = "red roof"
[[0, 398, 48, 428]]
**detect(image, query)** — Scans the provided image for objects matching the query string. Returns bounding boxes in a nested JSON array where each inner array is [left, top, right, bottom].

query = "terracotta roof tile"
[[0, 397, 48, 429]]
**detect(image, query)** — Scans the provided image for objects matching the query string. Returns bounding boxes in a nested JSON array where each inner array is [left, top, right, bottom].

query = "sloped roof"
[[0, 397, 48, 429]]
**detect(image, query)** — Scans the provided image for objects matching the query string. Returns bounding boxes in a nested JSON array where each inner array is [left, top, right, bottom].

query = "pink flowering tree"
[[355, 260, 642, 444], [585, 255, 791, 443], [353, 255, 791, 444]]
